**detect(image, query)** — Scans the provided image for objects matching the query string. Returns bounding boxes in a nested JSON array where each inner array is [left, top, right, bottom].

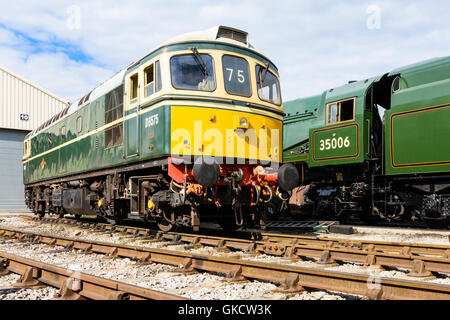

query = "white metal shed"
[[0, 66, 69, 212]]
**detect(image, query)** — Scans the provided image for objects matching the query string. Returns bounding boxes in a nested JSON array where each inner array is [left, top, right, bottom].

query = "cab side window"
[[255, 65, 281, 105], [130, 74, 138, 104], [327, 103, 339, 124], [326, 99, 354, 125], [144, 60, 162, 97]]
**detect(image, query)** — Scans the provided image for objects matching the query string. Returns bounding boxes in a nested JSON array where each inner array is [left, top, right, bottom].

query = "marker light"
[[239, 117, 248, 128]]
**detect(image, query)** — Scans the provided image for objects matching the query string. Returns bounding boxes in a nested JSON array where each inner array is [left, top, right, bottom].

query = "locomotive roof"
[[125, 26, 277, 74], [28, 26, 268, 139], [283, 74, 384, 117], [160, 25, 258, 52], [388, 56, 450, 75]]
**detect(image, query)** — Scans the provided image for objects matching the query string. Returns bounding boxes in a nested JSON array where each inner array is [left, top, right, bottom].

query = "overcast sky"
[[0, 0, 449, 103]]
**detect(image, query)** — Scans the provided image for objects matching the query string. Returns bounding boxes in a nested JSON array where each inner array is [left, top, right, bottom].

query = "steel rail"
[[32, 216, 450, 257], [1, 227, 450, 299], [20, 217, 450, 276], [0, 250, 186, 300]]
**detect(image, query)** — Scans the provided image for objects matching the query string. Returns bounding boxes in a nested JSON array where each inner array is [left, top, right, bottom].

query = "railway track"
[[0, 220, 449, 299], [0, 250, 185, 300], [20, 216, 450, 277]]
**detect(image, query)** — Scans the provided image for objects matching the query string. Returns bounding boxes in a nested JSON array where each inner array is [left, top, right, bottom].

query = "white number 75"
[[237, 70, 245, 83], [226, 68, 233, 81], [226, 68, 245, 83]]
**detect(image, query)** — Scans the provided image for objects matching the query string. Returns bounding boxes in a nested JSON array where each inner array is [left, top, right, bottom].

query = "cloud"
[[0, 0, 449, 103]]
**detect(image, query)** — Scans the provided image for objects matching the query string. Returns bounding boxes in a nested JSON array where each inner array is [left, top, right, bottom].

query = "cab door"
[[125, 72, 140, 158], [364, 86, 383, 161]]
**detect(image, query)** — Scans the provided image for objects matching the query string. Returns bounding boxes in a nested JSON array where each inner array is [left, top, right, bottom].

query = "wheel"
[[156, 208, 178, 232], [156, 220, 178, 232], [36, 202, 45, 219], [358, 206, 381, 224], [381, 194, 405, 221], [358, 201, 381, 225]]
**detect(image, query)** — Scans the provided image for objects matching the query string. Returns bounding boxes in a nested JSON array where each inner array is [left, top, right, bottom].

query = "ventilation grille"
[[217, 26, 247, 44]]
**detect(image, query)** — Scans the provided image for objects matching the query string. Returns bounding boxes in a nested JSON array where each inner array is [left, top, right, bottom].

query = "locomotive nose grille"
[[217, 26, 248, 44]]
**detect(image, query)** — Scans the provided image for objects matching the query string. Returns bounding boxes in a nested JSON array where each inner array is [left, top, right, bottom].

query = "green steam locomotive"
[[278, 56, 450, 228]]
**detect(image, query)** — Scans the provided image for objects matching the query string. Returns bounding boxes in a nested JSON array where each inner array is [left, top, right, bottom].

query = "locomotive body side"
[[384, 58, 450, 176], [282, 75, 382, 171]]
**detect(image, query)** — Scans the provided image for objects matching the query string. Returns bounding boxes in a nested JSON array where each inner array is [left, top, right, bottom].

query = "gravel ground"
[[0, 273, 21, 286], [0, 236, 364, 300], [0, 215, 449, 300], [288, 290, 360, 300], [0, 287, 59, 300], [318, 226, 450, 245], [0, 239, 300, 300], [2, 216, 450, 279], [0, 271, 58, 300], [180, 282, 278, 300]]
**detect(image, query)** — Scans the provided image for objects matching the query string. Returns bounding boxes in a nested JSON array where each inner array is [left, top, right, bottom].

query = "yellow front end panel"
[[171, 106, 282, 164]]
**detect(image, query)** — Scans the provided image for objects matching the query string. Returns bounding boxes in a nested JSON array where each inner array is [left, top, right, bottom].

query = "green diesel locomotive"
[[22, 26, 285, 231], [279, 57, 450, 228]]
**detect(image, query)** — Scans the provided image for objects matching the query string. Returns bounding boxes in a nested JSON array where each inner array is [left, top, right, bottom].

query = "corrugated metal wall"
[[0, 129, 29, 212], [0, 66, 69, 212], [0, 66, 69, 131]]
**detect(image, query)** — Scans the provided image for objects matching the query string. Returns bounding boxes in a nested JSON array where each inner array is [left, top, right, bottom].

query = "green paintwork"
[[388, 104, 450, 170], [310, 124, 359, 163], [24, 103, 171, 185], [283, 94, 323, 152], [384, 57, 450, 175], [282, 76, 380, 167], [23, 40, 280, 185], [283, 55, 450, 177]]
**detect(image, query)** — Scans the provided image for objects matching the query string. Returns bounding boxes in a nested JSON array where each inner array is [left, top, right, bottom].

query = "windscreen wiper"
[[258, 62, 271, 89], [189, 47, 208, 78], [262, 62, 271, 84]]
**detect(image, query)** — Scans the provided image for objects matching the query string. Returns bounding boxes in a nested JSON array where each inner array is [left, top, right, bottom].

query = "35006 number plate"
[[312, 124, 359, 161], [319, 136, 350, 151]]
